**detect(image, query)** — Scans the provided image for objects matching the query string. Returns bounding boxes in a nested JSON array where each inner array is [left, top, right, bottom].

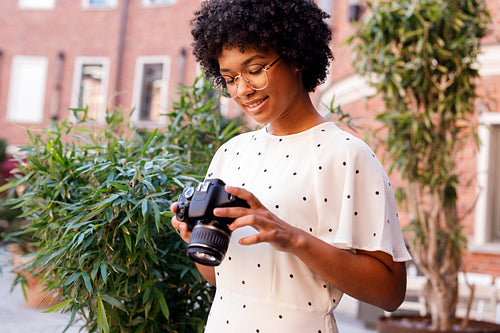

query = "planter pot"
[[378, 315, 500, 333], [7, 244, 60, 308]]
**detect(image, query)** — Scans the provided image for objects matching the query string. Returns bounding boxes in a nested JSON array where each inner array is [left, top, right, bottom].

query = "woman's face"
[[217, 47, 306, 127]]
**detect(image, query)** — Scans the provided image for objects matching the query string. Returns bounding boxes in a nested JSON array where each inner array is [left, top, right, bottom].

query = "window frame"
[[7, 56, 49, 124], [474, 112, 500, 252], [70, 57, 110, 124], [81, 0, 117, 10], [18, 0, 55, 10], [141, 0, 177, 7], [131, 56, 171, 127]]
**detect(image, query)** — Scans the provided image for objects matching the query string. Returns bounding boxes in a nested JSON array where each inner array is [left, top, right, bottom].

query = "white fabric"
[[203, 122, 411, 333]]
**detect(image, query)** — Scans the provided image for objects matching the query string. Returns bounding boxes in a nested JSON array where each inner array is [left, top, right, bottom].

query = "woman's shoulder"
[[313, 122, 376, 158], [213, 128, 263, 156]]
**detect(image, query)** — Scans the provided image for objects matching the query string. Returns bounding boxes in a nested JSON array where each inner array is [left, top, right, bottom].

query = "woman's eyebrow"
[[219, 55, 267, 73]]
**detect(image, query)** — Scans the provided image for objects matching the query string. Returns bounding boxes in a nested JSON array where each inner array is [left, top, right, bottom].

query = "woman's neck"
[[266, 97, 327, 136]]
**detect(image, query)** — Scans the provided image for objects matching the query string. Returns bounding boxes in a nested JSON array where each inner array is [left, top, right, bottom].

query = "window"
[[18, 0, 55, 10], [475, 114, 500, 246], [81, 0, 117, 9], [142, 0, 176, 7], [132, 56, 170, 125], [71, 57, 110, 123], [472, 43, 500, 251], [489, 125, 500, 239], [7, 56, 48, 124]]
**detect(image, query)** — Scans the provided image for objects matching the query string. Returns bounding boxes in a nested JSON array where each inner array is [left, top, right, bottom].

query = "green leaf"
[[82, 272, 92, 294], [141, 199, 148, 218], [124, 231, 132, 251], [97, 295, 110, 333], [100, 294, 127, 313], [156, 289, 170, 320], [108, 181, 128, 192], [43, 298, 73, 313], [64, 273, 81, 286], [100, 263, 107, 284]]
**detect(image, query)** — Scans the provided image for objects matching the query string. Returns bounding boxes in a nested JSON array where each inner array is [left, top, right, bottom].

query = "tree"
[[349, 0, 490, 330]]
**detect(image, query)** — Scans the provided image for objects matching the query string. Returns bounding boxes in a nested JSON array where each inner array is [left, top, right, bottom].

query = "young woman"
[[171, 1, 411, 332]]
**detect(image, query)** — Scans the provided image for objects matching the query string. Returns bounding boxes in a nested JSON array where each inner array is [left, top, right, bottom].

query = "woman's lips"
[[243, 96, 269, 113]]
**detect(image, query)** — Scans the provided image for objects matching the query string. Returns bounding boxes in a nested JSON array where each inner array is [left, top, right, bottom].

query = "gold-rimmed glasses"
[[213, 56, 282, 99]]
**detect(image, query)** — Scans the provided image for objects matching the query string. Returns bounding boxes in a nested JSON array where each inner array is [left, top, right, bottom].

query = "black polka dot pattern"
[[202, 122, 410, 332]]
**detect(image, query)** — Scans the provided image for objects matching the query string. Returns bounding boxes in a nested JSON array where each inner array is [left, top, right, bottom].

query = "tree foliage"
[[350, 0, 490, 330]]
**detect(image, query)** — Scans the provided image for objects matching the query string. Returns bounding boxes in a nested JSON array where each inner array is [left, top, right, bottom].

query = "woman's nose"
[[235, 78, 255, 97]]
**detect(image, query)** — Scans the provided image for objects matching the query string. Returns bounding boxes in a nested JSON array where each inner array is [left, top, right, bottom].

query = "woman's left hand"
[[213, 185, 304, 253], [213, 185, 407, 312]]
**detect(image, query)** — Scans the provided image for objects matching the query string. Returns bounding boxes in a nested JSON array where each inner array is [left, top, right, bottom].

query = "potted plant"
[[349, 0, 496, 331], [1, 74, 245, 333]]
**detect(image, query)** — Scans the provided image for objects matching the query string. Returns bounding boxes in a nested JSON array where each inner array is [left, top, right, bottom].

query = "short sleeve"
[[317, 134, 411, 262]]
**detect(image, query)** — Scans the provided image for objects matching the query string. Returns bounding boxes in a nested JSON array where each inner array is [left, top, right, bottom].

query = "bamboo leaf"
[[82, 272, 92, 294], [100, 294, 127, 313], [43, 298, 73, 313], [97, 295, 109, 333]]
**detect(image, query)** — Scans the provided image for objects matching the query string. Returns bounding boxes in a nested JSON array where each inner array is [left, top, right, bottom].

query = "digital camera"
[[176, 178, 249, 266]]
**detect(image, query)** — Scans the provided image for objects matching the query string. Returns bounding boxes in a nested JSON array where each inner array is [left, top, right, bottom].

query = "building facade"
[[0, 0, 202, 146], [0, 0, 499, 276]]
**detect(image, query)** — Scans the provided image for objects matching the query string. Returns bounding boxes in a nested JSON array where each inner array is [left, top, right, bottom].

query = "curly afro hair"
[[191, 0, 333, 93]]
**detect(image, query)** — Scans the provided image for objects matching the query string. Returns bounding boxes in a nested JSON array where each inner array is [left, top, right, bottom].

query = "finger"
[[170, 202, 178, 213], [225, 185, 263, 208], [238, 232, 266, 246], [213, 206, 251, 219], [229, 214, 262, 232], [171, 216, 186, 231], [171, 218, 190, 242]]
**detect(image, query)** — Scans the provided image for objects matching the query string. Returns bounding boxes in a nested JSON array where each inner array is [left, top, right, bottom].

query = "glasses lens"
[[213, 76, 232, 98], [242, 64, 268, 90]]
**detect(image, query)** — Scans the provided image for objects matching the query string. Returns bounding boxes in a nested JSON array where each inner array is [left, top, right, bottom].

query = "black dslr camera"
[[176, 178, 249, 266]]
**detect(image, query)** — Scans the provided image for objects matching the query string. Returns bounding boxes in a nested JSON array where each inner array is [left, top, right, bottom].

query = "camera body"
[[176, 178, 249, 266]]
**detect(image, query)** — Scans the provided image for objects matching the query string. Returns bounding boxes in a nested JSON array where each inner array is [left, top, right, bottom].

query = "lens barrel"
[[187, 224, 231, 266]]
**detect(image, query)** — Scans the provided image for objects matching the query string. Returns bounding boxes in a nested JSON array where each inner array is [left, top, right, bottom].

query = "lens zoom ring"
[[189, 225, 230, 253]]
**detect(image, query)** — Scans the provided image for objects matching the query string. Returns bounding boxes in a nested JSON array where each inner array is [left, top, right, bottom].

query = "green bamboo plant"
[[349, 0, 490, 330], [1, 74, 245, 333]]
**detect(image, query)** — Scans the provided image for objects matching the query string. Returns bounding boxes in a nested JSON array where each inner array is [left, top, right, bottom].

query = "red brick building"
[[0, 0, 202, 146], [0, 0, 499, 292]]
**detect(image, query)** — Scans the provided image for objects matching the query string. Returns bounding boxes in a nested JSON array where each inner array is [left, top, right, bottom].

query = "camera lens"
[[191, 251, 218, 264], [187, 224, 231, 266]]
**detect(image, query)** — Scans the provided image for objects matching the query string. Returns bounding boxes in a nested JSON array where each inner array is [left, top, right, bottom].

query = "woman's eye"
[[247, 66, 263, 76], [223, 76, 235, 85]]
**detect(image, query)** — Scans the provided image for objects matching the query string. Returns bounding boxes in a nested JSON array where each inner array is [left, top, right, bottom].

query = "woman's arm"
[[214, 186, 407, 311], [170, 202, 217, 286], [291, 232, 406, 311]]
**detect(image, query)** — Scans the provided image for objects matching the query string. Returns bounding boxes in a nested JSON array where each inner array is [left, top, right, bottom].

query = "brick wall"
[[0, 1, 201, 147]]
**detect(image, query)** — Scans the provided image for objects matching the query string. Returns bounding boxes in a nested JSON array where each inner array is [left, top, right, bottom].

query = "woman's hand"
[[170, 201, 217, 286], [213, 186, 304, 253], [170, 202, 191, 244], [214, 185, 406, 311]]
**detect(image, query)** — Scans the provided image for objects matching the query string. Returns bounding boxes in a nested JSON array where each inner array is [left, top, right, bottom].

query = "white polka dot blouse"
[[203, 122, 411, 333]]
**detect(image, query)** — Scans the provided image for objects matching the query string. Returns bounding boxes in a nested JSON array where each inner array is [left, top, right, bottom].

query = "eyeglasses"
[[213, 56, 282, 99]]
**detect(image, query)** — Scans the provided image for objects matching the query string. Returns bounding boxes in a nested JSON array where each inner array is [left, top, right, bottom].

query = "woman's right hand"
[[170, 202, 191, 243], [170, 201, 217, 286]]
